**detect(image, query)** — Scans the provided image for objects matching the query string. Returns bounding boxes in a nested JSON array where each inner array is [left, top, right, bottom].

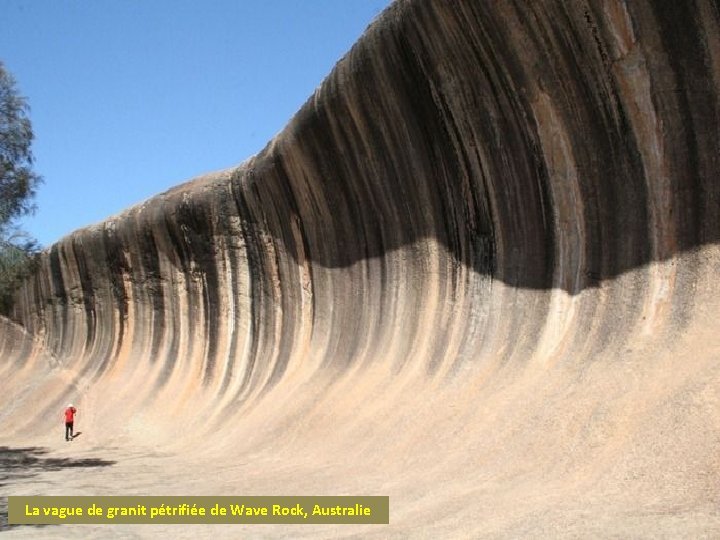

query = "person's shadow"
[[70, 432, 82, 440]]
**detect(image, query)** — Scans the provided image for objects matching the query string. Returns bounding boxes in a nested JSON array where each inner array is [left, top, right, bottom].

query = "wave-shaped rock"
[[3, 0, 720, 536]]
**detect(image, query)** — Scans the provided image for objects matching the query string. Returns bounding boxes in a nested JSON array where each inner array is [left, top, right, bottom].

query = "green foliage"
[[0, 237, 37, 314], [0, 61, 42, 314]]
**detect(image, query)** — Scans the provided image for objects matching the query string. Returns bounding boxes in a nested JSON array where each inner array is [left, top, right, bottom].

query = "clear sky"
[[0, 0, 392, 247]]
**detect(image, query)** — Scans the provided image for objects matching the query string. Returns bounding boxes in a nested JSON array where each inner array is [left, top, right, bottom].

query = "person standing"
[[64, 404, 77, 441]]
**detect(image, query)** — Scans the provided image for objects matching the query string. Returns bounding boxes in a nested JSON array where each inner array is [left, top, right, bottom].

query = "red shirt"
[[64, 407, 76, 423]]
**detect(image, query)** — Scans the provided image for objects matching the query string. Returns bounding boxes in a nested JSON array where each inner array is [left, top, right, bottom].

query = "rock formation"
[[3, 0, 720, 536]]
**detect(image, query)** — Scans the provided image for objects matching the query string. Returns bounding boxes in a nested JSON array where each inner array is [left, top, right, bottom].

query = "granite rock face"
[[3, 0, 720, 535]]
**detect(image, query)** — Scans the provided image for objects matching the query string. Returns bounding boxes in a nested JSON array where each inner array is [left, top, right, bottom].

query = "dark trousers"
[[65, 422, 74, 440]]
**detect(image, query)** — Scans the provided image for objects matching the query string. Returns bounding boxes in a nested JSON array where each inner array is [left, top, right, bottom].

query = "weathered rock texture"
[[3, 0, 720, 536]]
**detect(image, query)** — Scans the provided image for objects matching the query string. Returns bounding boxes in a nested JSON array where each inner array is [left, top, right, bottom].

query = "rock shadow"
[[0, 446, 116, 531]]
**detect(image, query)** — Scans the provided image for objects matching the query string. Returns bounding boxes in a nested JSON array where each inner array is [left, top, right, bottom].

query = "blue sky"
[[0, 0, 391, 247]]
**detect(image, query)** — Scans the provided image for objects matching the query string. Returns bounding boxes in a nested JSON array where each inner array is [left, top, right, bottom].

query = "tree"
[[0, 61, 42, 314]]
